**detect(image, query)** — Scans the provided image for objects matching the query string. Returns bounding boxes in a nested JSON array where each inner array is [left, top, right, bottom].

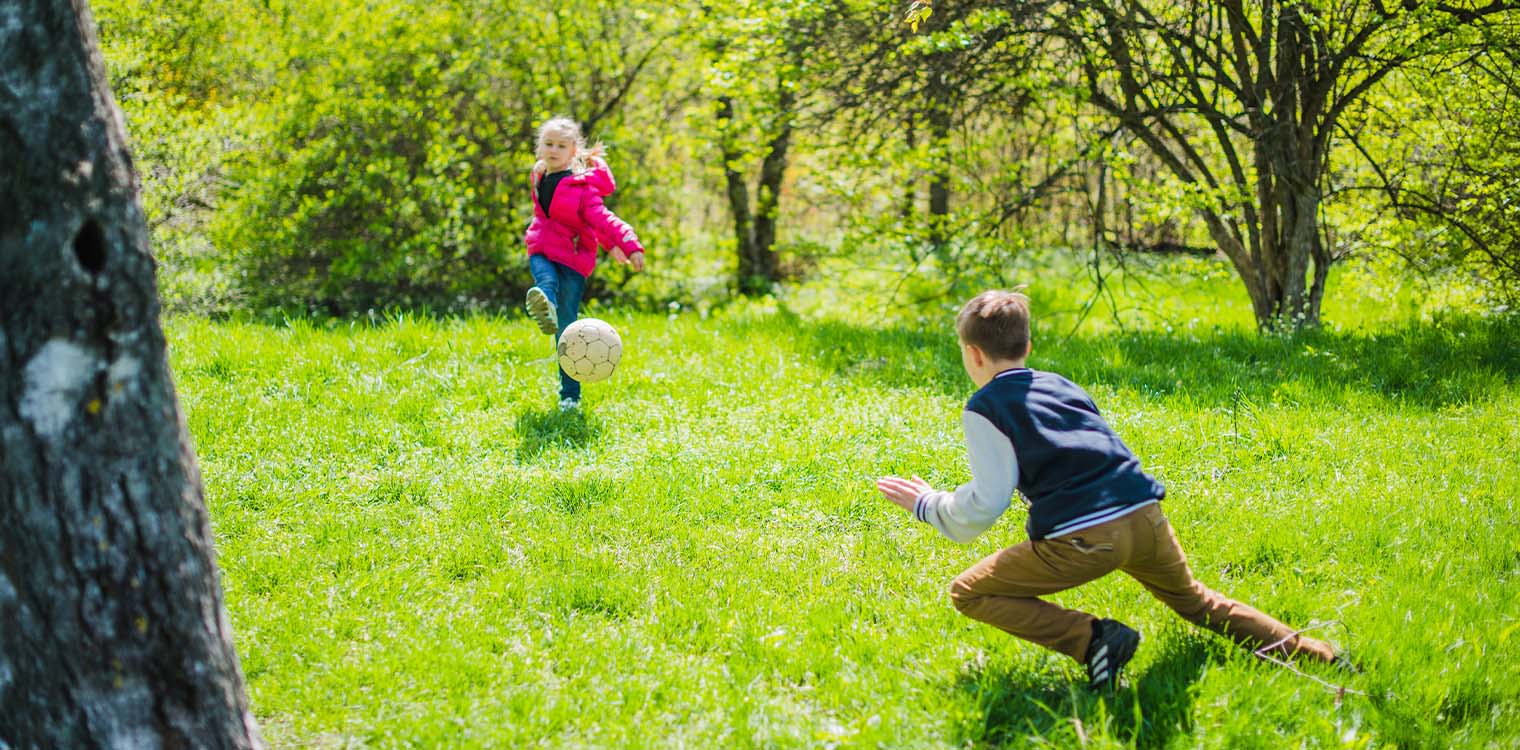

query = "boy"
[[876, 289, 1338, 689]]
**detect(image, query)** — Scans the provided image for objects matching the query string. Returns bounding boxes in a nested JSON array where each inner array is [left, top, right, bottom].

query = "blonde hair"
[[534, 117, 605, 174], [956, 289, 1032, 361]]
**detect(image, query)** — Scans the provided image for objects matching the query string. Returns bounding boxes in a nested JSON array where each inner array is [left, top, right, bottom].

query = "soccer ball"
[[557, 318, 622, 383]]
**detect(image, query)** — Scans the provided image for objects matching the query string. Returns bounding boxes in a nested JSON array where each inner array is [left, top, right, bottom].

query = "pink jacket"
[[524, 159, 645, 278]]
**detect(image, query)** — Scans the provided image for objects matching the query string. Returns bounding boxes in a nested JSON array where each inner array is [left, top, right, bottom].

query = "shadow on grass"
[[514, 407, 602, 461], [789, 315, 1520, 408], [955, 636, 1211, 749]]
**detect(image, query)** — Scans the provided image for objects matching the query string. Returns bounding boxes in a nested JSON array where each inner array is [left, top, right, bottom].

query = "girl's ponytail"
[[577, 141, 606, 174]]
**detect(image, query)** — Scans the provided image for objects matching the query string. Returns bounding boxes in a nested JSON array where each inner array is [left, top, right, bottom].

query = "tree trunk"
[[744, 87, 793, 294], [926, 82, 953, 254], [1248, 9, 1329, 331], [901, 116, 918, 221], [716, 95, 759, 294], [0, 1, 261, 748], [719, 86, 790, 297], [1239, 156, 1328, 330]]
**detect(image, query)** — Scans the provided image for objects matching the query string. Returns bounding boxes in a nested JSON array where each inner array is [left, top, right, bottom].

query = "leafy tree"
[[812, 0, 1126, 299], [210, 0, 534, 314], [93, 0, 262, 312], [822, 1, 1052, 251], [516, 1, 679, 137], [1040, 0, 1518, 329], [97, 0, 685, 315], [698, 0, 824, 295], [907, 0, 1517, 328], [1341, 20, 1520, 303]]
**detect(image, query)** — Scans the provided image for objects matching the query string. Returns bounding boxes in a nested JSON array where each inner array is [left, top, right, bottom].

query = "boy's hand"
[[876, 475, 934, 513]]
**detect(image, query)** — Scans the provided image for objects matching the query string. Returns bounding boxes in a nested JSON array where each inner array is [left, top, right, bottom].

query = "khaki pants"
[[948, 503, 1336, 664]]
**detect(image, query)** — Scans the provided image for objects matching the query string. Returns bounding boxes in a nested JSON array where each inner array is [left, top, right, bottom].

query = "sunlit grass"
[[171, 267, 1518, 749]]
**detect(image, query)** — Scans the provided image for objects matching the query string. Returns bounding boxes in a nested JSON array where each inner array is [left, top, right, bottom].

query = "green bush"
[[211, 1, 532, 314], [94, 0, 256, 313], [97, 0, 699, 316]]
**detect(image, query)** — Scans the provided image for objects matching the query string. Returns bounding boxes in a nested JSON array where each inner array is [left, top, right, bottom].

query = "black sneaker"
[[1085, 618, 1140, 690]]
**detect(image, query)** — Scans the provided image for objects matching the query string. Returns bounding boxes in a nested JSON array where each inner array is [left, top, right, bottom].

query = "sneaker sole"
[[1088, 626, 1140, 690], [526, 288, 558, 334]]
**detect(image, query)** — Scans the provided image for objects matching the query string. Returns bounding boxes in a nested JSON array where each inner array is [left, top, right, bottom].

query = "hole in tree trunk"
[[73, 220, 107, 274]]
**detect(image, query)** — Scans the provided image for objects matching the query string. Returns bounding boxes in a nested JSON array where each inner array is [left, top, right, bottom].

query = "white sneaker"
[[558, 397, 580, 411], [526, 287, 558, 334]]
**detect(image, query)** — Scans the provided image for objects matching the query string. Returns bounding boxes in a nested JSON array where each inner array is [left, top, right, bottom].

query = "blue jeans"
[[528, 254, 586, 401]]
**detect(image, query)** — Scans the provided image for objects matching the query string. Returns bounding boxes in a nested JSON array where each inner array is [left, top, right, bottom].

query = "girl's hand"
[[876, 475, 933, 513], [610, 247, 629, 265], [628, 252, 645, 272]]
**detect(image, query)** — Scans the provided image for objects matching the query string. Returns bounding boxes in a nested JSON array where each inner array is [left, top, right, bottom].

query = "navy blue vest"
[[966, 369, 1165, 539]]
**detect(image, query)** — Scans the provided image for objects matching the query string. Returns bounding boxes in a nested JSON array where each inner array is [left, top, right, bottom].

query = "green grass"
[[170, 266, 1519, 749]]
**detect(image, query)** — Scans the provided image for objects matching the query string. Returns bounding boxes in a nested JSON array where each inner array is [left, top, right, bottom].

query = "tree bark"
[[900, 116, 918, 221], [926, 76, 953, 253], [716, 95, 759, 292], [0, 1, 261, 748], [718, 86, 790, 297], [743, 86, 792, 293]]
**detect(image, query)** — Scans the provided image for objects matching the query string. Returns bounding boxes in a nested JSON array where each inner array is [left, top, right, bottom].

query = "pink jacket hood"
[[524, 159, 644, 278]]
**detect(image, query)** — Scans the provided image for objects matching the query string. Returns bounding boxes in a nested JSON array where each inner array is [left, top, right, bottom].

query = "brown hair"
[[956, 289, 1031, 360]]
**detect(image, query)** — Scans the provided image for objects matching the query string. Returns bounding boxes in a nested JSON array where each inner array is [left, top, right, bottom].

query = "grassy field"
[[169, 260, 1519, 749]]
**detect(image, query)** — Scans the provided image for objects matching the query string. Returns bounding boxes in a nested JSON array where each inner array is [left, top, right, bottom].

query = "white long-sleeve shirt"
[[910, 407, 1160, 544], [911, 410, 1019, 543]]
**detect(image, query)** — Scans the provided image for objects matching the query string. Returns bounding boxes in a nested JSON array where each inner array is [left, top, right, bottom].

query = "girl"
[[523, 117, 646, 410]]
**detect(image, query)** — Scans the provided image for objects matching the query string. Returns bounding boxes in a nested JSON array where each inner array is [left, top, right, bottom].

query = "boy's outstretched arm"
[[876, 410, 1018, 543]]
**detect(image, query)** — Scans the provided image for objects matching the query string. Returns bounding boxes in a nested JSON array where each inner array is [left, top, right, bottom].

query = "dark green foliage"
[[211, 2, 529, 314], [1367, 26, 1520, 305], [92, 0, 1520, 323], [96, 0, 691, 316]]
